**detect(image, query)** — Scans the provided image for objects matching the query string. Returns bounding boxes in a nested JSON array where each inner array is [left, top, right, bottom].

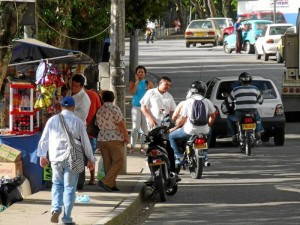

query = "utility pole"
[[273, 0, 277, 23], [110, 0, 127, 174]]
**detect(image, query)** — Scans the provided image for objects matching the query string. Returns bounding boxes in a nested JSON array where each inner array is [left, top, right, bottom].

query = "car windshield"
[[269, 26, 291, 35], [216, 80, 277, 100], [212, 19, 226, 27], [189, 21, 213, 29]]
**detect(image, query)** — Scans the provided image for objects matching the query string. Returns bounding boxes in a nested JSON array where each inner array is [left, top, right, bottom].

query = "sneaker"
[[50, 210, 61, 223]]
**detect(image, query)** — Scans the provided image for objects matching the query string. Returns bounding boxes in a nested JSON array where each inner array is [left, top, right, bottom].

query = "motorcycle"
[[175, 134, 210, 179], [145, 28, 154, 44], [236, 112, 257, 156], [143, 115, 178, 202]]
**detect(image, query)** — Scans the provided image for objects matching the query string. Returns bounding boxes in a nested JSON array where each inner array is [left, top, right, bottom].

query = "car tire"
[[244, 41, 251, 54], [274, 128, 285, 146], [193, 43, 196, 47], [263, 49, 269, 61], [223, 43, 232, 54], [276, 48, 283, 63], [208, 133, 217, 148], [186, 43, 190, 48], [255, 47, 261, 59]]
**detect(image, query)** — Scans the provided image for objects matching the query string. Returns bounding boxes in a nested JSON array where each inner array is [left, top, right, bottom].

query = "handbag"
[[86, 114, 99, 138], [59, 114, 85, 173]]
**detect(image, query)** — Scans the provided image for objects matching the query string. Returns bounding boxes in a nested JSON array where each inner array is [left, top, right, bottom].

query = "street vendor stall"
[[0, 38, 94, 193]]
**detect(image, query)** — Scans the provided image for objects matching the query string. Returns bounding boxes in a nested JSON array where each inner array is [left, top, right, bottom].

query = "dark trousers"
[[236, 31, 242, 52]]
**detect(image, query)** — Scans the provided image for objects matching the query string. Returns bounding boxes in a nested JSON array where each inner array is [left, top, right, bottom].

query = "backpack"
[[189, 98, 208, 126]]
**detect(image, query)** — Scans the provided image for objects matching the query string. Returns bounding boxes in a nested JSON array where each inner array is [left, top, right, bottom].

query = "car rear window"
[[269, 26, 291, 35], [189, 21, 212, 29], [216, 80, 277, 100]]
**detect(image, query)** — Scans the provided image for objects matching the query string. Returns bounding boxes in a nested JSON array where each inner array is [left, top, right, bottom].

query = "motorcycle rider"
[[227, 72, 264, 142], [169, 81, 216, 165]]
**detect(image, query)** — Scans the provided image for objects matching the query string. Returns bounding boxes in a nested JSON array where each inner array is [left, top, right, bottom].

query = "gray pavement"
[[0, 151, 150, 225]]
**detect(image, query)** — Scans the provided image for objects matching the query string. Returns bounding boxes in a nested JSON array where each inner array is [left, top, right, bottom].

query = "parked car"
[[223, 26, 234, 39], [255, 23, 293, 61], [223, 20, 273, 54], [239, 11, 287, 23], [185, 19, 222, 48], [205, 75, 285, 147], [208, 17, 234, 44], [276, 26, 296, 63]]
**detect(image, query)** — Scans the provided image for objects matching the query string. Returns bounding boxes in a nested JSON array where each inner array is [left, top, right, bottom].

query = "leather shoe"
[[50, 210, 61, 223], [97, 180, 113, 192], [111, 186, 120, 191]]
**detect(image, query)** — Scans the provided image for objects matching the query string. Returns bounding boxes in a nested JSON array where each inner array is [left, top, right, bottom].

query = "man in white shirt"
[[37, 96, 96, 225]]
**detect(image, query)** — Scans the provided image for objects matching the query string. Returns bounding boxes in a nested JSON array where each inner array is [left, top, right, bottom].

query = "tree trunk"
[[207, 0, 217, 17], [222, 0, 231, 18], [190, 0, 205, 19], [0, 2, 28, 88], [129, 29, 139, 82]]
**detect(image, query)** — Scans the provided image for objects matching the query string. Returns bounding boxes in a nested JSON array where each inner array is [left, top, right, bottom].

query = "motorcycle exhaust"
[[168, 172, 177, 186], [204, 161, 211, 167]]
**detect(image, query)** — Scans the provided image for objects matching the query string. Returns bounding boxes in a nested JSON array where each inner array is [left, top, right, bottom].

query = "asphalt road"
[[124, 39, 300, 224]]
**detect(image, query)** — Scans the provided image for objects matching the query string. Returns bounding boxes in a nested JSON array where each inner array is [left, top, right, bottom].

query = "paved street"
[[125, 39, 300, 224]]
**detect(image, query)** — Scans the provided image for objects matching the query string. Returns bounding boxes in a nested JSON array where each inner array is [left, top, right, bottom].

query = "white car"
[[255, 23, 293, 61], [205, 76, 285, 147]]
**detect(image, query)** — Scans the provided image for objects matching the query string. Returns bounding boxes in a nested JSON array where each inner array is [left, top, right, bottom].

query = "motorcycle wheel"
[[146, 35, 150, 44], [189, 152, 203, 179], [166, 184, 178, 196], [154, 167, 167, 202], [245, 131, 252, 156]]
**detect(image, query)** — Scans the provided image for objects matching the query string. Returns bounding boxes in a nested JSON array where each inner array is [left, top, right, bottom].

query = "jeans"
[[131, 106, 148, 148], [169, 128, 191, 159], [227, 110, 264, 136], [89, 137, 97, 154], [51, 160, 79, 224]]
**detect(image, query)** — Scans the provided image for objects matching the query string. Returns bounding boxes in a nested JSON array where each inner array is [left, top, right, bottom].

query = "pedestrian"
[[128, 65, 153, 154], [67, 73, 91, 190], [234, 17, 243, 53], [37, 96, 96, 225], [140, 76, 177, 173], [174, 18, 181, 33], [96, 90, 129, 192], [85, 84, 102, 185], [169, 81, 216, 165]]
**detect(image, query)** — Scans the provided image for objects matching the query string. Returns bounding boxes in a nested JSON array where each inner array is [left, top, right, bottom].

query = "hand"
[[135, 74, 139, 82], [148, 119, 157, 129], [40, 157, 49, 168], [87, 160, 95, 171]]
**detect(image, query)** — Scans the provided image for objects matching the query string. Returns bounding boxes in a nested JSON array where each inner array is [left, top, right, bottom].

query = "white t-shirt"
[[181, 94, 215, 135], [140, 88, 176, 126]]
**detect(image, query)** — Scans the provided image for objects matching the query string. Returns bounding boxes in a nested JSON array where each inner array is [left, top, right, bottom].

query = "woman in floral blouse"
[[95, 90, 129, 192]]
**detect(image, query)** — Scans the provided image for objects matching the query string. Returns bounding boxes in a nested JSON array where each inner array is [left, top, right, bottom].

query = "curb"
[[94, 171, 149, 225]]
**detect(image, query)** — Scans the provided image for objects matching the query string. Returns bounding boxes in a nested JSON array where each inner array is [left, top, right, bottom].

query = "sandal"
[[88, 180, 96, 185], [140, 148, 145, 154]]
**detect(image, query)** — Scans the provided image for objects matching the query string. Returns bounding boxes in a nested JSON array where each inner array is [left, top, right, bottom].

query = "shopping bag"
[[97, 155, 105, 181]]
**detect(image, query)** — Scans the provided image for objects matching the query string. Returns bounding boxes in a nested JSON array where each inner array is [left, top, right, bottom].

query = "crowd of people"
[[36, 67, 263, 225]]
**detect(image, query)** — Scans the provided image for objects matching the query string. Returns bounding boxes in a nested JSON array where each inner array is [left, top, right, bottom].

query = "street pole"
[[273, 0, 277, 23], [110, 0, 127, 174]]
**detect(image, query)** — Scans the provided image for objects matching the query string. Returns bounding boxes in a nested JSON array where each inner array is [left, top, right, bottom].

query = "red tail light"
[[208, 31, 215, 35], [149, 149, 162, 157], [266, 39, 274, 44], [244, 117, 254, 123], [194, 138, 206, 144], [185, 31, 193, 35]]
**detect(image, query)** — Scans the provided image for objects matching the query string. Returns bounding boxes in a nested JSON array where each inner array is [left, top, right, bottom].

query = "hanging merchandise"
[[34, 60, 65, 111]]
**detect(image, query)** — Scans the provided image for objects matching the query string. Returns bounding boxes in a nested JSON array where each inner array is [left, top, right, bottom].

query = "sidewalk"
[[0, 151, 150, 225]]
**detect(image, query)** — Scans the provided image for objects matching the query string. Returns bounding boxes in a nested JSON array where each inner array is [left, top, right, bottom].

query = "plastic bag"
[[97, 155, 105, 181]]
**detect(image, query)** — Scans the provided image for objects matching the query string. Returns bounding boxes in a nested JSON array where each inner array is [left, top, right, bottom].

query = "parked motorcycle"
[[175, 134, 210, 179], [143, 115, 178, 202], [145, 28, 154, 44], [0, 175, 25, 208], [236, 112, 257, 156]]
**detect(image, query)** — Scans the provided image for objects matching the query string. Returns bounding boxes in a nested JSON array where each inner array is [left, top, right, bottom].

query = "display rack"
[[9, 82, 39, 134]]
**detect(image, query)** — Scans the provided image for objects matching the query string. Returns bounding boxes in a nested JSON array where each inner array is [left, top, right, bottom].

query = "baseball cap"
[[61, 96, 75, 107]]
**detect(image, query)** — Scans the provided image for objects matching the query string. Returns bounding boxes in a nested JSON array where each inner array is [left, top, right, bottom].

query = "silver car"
[[205, 76, 286, 147]]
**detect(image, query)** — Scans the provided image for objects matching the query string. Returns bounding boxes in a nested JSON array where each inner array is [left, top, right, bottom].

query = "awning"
[[9, 38, 94, 69]]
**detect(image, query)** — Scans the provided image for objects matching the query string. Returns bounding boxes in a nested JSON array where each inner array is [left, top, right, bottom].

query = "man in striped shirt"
[[227, 72, 264, 140]]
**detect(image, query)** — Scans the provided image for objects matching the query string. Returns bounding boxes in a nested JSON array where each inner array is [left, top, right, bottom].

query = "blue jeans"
[[89, 137, 97, 154], [169, 128, 191, 159], [227, 110, 264, 136], [51, 160, 79, 224]]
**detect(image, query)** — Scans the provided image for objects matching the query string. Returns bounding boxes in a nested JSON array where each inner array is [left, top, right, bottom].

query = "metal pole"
[[273, 0, 276, 23]]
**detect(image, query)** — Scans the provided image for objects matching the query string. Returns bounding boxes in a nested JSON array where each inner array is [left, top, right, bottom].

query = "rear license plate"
[[242, 123, 256, 130], [148, 158, 165, 167], [194, 32, 204, 37], [194, 143, 208, 149]]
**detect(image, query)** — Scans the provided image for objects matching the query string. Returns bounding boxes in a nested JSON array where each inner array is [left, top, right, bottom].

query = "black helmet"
[[239, 72, 252, 85], [189, 81, 207, 96]]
